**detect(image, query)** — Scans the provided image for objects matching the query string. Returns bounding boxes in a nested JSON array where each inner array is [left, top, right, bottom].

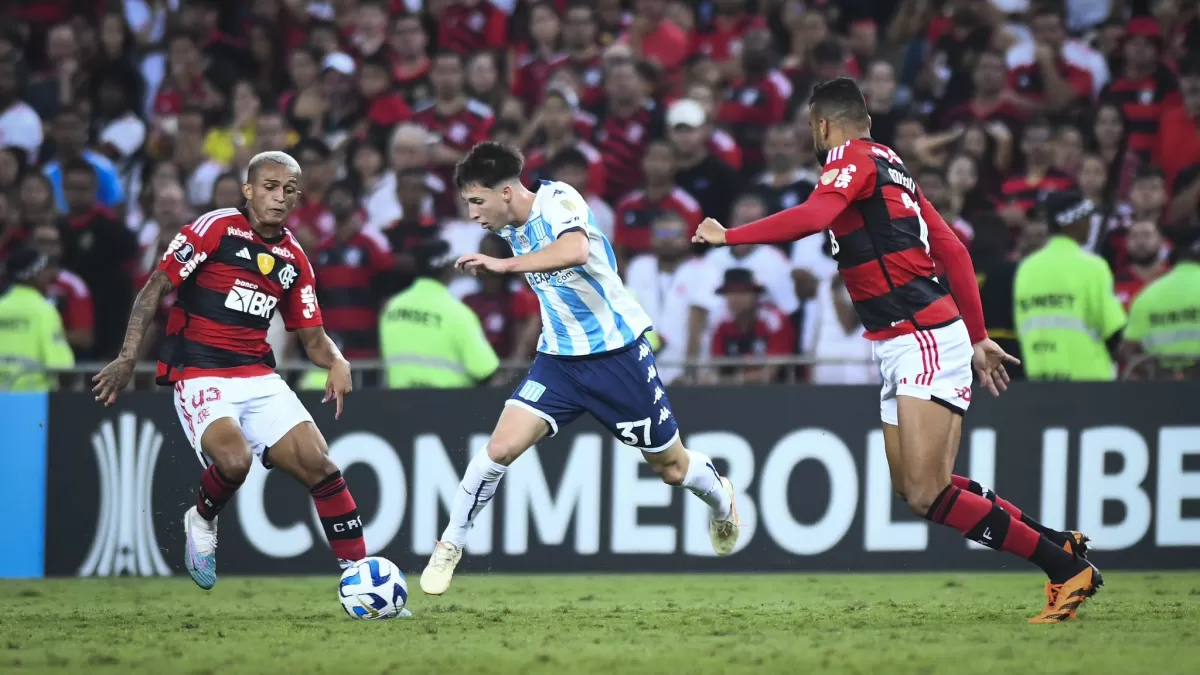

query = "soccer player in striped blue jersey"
[[419, 142, 740, 595]]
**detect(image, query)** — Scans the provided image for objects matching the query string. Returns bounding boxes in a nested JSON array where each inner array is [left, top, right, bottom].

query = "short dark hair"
[[292, 138, 332, 160], [433, 49, 464, 66], [397, 167, 428, 185], [1133, 166, 1164, 183], [328, 178, 361, 201], [454, 142, 524, 189], [808, 77, 869, 127], [548, 147, 589, 174], [812, 39, 845, 67]]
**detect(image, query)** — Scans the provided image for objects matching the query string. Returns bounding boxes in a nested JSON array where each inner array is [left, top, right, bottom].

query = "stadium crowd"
[[0, 0, 1198, 389]]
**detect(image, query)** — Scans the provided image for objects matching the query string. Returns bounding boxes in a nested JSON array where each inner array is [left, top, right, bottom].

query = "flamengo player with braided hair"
[[693, 78, 1102, 624], [92, 151, 366, 590]]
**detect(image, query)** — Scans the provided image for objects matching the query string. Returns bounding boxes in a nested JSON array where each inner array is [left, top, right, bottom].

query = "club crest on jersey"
[[820, 169, 838, 186], [256, 253, 275, 276], [278, 263, 297, 290]]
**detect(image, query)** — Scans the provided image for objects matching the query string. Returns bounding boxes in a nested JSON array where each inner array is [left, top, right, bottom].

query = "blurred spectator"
[[971, 212, 1024, 379], [18, 172, 60, 232], [942, 49, 1026, 133], [756, 124, 816, 223], [667, 98, 740, 226], [414, 50, 495, 184], [619, 0, 689, 80], [1114, 219, 1171, 311], [591, 55, 663, 201], [438, 0, 508, 56], [613, 139, 702, 261], [462, 234, 541, 365], [314, 180, 395, 362], [1007, 4, 1094, 117], [0, 146, 23, 193], [287, 139, 338, 251], [710, 268, 796, 385], [0, 58, 44, 163], [24, 23, 83, 123], [523, 89, 605, 197], [1089, 101, 1139, 201], [92, 67, 147, 189], [999, 117, 1074, 230], [561, 3, 604, 109], [512, 3, 568, 112], [705, 193, 799, 320], [682, 81, 743, 171], [862, 59, 904, 147], [366, 123, 442, 229], [57, 158, 136, 359], [281, 46, 326, 138], [625, 210, 720, 384], [43, 106, 125, 212], [691, 0, 766, 77], [390, 15, 434, 105], [1155, 56, 1200, 190], [318, 52, 365, 153], [135, 179, 190, 287], [804, 272, 875, 386], [1053, 123, 1084, 175], [548, 147, 615, 240], [379, 168, 442, 291], [718, 29, 790, 173], [29, 221, 93, 355], [1098, 17, 1180, 162], [168, 106, 223, 207]]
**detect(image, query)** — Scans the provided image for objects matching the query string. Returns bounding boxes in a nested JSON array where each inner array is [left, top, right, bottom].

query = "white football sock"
[[681, 450, 731, 520], [441, 448, 507, 548]]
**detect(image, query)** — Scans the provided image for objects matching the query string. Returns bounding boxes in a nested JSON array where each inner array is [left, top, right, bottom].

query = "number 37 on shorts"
[[505, 336, 681, 453]]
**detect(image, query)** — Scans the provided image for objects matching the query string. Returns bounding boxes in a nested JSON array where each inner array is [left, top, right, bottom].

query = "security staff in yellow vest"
[[1014, 192, 1127, 380], [379, 240, 499, 388], [0, 248, 76, 391]]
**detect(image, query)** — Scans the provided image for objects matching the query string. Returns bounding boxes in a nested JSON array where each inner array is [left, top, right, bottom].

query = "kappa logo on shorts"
[[638, 343, 651, 360], [518, 380, 546, 402], [653, 386, 664, 403]]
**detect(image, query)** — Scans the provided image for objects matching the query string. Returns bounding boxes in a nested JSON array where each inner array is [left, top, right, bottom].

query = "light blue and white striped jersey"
[[499, 181, 653, 356]]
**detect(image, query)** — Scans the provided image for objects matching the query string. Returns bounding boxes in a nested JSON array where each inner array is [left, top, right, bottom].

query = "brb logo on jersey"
[[225, 284, 279, 318]]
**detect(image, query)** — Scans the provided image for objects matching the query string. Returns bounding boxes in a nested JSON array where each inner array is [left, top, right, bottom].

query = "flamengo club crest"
[[78, 413, 171, 577]]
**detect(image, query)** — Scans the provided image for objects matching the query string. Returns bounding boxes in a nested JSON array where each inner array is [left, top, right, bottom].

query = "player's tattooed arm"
[[297, 326, 353, 419], [92, 270, 175, 405]]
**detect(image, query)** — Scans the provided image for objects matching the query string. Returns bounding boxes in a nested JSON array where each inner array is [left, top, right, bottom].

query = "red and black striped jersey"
[[313, 230, 394, 359], [562, 53, 605, 109], [999, 170, 1075, 216], [1099, 65, 1183, 159], [1007, 60, 1093, 107], [588, 99, 665, 202], [614, 187, 704, 254], [512, 51, 569, 111], [717, 70, 792, 169], [436, 1, 507, 56], [815, 141, 962, 339], [154, 208, 322, 384]]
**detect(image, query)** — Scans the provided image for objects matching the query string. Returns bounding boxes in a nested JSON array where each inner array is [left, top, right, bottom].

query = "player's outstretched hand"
[[455, 253, 509, 276], [692, 217, 728, 246], [972, 339, 1021, 397], [92, 357, 135, 406], [323, 359, 353, 420]]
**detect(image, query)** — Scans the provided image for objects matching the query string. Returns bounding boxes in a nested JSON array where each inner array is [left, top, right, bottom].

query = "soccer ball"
[[338, 557, 408, 620]]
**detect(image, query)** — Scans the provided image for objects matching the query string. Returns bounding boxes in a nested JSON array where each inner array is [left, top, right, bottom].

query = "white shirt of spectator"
[[706, 244, 800, 319], [364, 169, 440, 230], [806, 278, 877, 386], [0, 100, 45, 162], [586, 195, 615, 241], [625, 254, 721, 384], [185, 160, 224, 209]]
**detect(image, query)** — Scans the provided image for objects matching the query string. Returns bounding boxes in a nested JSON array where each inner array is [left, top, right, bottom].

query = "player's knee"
[[649, 457, 687, 486], [211, 450, 253, 483], [903, 486, 941, 517], [485, 439, 524, 466]]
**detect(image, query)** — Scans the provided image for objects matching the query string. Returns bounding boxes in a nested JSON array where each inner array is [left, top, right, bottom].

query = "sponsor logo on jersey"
[[179, 252, 207, 279], [272, 246, 295, 260], [225, 286, 279, 318], [233, 278, 258, 290], [173, 242, 195, 264], [256, 253, 275, 276], [227, 227, 255, 240], [820, 169, 838, 186], [888, 167, 917, 195], [833, 164, 857, 189], [300, 285, 318, 319]]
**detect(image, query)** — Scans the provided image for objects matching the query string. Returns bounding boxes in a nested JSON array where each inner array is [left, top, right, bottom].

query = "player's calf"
[[184, 418, 253, 590], [644, 440, 739, 555], [268, 422, 366, 567]]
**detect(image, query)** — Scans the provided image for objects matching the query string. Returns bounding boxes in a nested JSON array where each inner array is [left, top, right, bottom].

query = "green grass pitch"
[[2, 572, 1199, 674]]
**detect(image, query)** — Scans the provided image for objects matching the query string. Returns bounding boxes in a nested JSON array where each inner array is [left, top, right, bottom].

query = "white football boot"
[[420, 541, 463, 595], [710, 477, 741, 556], [183, 506, 218, 589]]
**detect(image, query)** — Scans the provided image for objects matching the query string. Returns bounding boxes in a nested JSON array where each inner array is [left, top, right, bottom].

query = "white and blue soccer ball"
[[338, 557, 408, 620]]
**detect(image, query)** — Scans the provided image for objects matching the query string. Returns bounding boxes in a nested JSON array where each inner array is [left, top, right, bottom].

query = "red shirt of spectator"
[[1000, 169, 1076, 216], [513, 51, 570, 112], [619, 16, 689, 80], [524, 141, 606, 198], [44, 268, 94, 343], [940, 50, 1027, 132], [1100, 19, 1182, 159], [438, 0, 507, 56], [711, 270, 796, 383], [413, 52, 495, 182], [718, 69, 791, 170], [589, 59, 665, 201], [463, 286, 540, 359], [691, 12, 767, 63], [707, 128, 744, 171], [612, 138, 702, 257], [1008, 58, 1094, 110], [1154, 66, 1200, 190]]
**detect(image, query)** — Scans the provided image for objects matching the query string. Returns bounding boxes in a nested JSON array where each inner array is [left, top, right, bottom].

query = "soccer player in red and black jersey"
[[92, 152, 368, 591], [694, 78, 1102, 624]]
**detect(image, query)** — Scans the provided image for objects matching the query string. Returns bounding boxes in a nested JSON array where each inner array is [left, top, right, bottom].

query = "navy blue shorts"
[[507, 336, 679, 452]]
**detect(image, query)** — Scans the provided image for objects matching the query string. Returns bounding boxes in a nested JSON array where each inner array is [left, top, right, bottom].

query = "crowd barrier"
[[2, 382, 1196, 578]]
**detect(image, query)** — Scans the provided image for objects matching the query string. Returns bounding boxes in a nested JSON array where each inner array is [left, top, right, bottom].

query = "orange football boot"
[[1029, 563, 1104, 624]]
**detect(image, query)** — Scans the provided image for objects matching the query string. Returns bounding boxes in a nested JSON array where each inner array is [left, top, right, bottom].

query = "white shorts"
[[172, 373, 313, 467], [872, 320, 974, 426]]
